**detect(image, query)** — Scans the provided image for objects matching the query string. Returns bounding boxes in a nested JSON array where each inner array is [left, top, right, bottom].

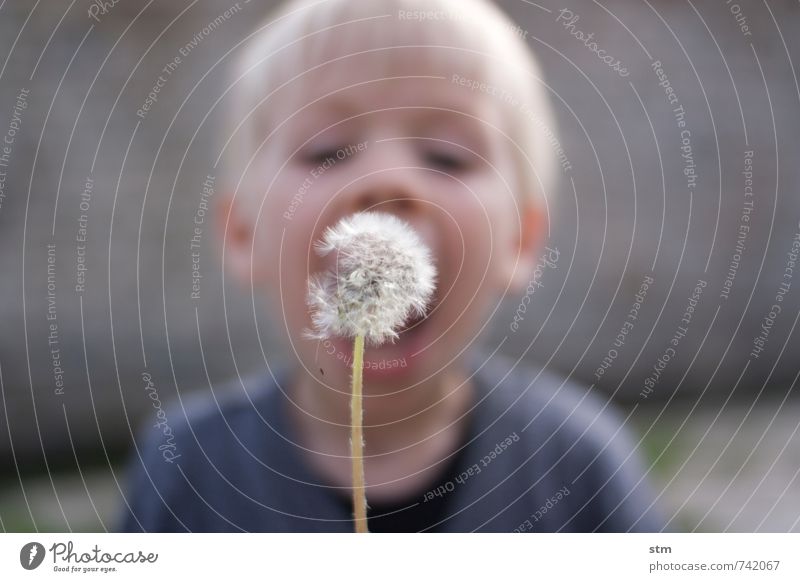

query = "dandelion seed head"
[[305, 211, 437, 346]]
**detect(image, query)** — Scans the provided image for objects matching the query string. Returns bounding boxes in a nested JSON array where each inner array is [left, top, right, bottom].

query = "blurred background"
[[0, 0, 798, 532]]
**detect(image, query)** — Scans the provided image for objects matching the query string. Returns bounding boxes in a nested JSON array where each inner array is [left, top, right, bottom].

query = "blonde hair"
[[225, 0, 559, 211]]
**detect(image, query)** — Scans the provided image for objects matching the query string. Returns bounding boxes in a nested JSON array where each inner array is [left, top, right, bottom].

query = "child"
[[120, 0, 664, 532]]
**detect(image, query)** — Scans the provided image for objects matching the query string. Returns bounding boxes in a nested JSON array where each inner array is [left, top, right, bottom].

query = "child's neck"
[[288, 364, 475, 501]]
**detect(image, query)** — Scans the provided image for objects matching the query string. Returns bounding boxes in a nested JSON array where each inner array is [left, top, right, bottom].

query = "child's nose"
[[349, 172, 419, 216], [342, 144, 427, 219], [341, 170, 439, 255]]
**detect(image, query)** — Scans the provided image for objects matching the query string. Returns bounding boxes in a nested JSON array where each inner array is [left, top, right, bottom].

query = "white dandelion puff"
[[305, 211, 436, 346], [305, 210, 436, 533]]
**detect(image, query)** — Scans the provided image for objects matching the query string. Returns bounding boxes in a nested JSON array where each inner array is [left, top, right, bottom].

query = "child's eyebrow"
[[288, 98, 362, 137]]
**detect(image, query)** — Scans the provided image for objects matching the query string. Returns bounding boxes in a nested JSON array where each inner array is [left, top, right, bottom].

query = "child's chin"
[[361, 364, 411, 382]]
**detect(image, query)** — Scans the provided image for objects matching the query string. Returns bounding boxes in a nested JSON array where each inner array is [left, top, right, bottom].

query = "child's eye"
[[423, 150, 472, 172], [298, 146, 347, 166]]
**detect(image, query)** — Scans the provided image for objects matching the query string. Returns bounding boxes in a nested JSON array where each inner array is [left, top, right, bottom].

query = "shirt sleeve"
[[116, 418, 195, 532], [572, 407, 667, 532]]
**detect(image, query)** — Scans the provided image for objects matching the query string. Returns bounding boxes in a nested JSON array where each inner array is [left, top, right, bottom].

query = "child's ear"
[[215, 191, 266, 287], [502, 203, 547, 293]]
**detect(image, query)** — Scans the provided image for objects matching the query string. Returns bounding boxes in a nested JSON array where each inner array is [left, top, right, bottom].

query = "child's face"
[[226, 53, 541, 390]]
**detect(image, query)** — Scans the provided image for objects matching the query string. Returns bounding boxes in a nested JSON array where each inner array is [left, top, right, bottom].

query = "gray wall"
[[0, 0, 798, 522]]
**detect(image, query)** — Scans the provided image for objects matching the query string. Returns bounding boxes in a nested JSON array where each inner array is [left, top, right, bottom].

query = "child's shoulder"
[[177, 371, 281, 429], [129, 369, 288, 482], [473, 350, 630, 444], [120, 370, 296, 532], [467, 351, 663, 531]]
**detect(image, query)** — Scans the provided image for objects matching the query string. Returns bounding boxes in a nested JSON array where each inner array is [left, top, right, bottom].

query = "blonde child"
[[121, 0, 663, 532]]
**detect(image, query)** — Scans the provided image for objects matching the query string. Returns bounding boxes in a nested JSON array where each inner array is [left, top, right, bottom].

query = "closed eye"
[[422, 149, 472, 172], [299, 147, 344, 166]]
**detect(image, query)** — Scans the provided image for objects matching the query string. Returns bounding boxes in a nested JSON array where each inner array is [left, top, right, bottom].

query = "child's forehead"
[[297, 71, 490, 112], [291, 42, 489, 92], [271, 75, 507, 146], [269, 46, 513, 127]]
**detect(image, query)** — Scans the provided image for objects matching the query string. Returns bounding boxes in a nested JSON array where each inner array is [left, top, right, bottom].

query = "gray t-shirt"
[[119, 351, 665, 532]]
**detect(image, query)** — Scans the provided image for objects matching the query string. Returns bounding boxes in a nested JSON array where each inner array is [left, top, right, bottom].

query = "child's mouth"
[[329, 303, 437, 381]]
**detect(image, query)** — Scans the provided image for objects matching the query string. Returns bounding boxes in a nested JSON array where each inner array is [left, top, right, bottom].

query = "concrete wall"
[[0, 0, 798, 465]]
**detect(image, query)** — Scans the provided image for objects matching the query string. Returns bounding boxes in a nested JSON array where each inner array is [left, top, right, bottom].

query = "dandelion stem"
[[350, 333, 368, 533]]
